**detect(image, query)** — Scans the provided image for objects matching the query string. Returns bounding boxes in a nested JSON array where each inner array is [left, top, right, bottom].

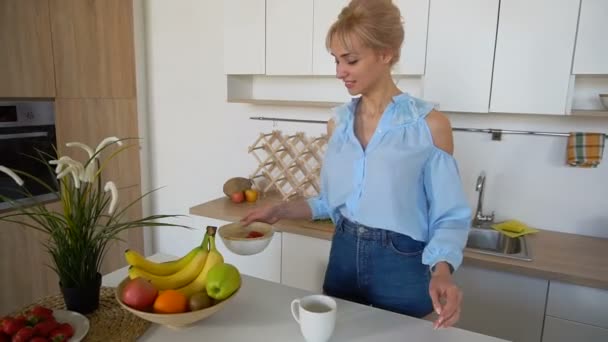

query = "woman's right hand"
[[241, 204, 282, 226]]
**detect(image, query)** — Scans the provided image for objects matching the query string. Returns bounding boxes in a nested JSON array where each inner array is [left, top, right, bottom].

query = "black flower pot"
[[60, 272, 102, 314]]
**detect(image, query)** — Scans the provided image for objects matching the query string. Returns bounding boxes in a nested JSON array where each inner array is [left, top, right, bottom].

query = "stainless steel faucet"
[[473, 171, 494, 227]]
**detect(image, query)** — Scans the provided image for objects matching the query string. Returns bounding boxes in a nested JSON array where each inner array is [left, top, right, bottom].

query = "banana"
[[129, 246, 209, 290], [124, 247, 200, 276], [177, 226, 224, 298]]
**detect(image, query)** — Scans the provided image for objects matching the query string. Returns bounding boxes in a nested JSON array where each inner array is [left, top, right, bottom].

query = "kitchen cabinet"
[[224, 0, 265, 75], [281, 232, 332, 293], [572, 0, 608, 75], [542, 316, 608, 342], [266, 0, 313, 75], [392, 0, 429, 76], [423, 0, 498, 113], [54, 99, 142, 189], [215, 230, 282, 284], [546, 281, 608, 330], [312, 0, 349, 75], [0, 0, 55, 98], [490, 0, 580, 115], [49, 0, 136, 98], [453, 264, 548, 342]]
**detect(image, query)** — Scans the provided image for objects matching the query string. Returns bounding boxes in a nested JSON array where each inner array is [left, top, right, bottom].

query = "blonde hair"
[[326, 0, 404, 65]]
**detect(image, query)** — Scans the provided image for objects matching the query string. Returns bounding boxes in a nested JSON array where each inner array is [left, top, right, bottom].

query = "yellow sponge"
[[491, 220, 539, 238]]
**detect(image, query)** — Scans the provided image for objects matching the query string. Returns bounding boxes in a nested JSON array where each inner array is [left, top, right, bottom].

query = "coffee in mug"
[[291, 295, 337, 342]]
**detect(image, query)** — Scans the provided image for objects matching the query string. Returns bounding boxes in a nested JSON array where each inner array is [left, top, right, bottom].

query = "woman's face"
[[329, 35, 393, 96]]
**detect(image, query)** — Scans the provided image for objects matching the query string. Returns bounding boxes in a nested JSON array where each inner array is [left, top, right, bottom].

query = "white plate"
[[53, 309, 90, 342]]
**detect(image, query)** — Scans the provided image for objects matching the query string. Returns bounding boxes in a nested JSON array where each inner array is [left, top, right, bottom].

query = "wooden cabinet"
[[281, 233, 331, 293], [266, 0, 313, 75], [423, 0, 499, 113], [453, 264, 548, 342], [49, 0, 136, 98], [54, 99, 141, 189], [0, 0, 55, 98], [224, 0, 266, 75], [490, 0, 580, 115], [543, 316, 608, 342], [215, 230, 282, 283], [312, 0, 348, 75], [392, 0, 429, 76], [572, 0, 608, 75]]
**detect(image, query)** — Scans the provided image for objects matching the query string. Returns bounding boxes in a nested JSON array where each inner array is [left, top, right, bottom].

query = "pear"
[[206, 263, 241, 300], [188, 291, 213, 311]]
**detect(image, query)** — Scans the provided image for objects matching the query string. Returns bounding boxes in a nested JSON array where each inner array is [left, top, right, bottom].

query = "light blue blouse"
[[307, 93, 472, 271]]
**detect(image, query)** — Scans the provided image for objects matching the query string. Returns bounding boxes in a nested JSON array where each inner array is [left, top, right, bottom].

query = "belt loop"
[[382, 230, 388, 247]]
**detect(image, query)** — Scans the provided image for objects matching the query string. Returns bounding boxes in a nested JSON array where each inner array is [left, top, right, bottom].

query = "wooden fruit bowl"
[[114, 277, 240, 329]]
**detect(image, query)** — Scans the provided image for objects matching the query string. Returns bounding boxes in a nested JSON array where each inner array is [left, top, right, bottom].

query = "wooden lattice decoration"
[[248, 131, 328, 200]]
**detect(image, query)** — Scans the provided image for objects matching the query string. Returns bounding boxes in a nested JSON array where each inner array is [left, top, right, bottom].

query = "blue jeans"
[[323, 216, 433, 318]]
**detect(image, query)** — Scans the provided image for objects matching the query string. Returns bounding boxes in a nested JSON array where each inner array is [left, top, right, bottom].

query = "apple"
[[230, 191, 245, 203], [121, 278, 158, 311], [244, 189, 258, 203], [206, 263, 241, 300]]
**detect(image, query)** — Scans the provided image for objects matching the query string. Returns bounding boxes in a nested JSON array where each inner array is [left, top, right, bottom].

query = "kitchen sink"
[[465, 226, 532, 261]]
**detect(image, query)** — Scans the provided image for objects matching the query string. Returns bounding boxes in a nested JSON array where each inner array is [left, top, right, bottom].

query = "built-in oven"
[[0, 102, 59, 211]]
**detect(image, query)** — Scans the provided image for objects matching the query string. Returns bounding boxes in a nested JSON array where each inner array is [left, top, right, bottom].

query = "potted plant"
[[0, 136, 190, 314]]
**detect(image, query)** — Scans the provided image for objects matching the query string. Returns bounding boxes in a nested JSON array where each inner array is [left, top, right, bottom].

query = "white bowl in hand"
[[218, 222, 274, 256]]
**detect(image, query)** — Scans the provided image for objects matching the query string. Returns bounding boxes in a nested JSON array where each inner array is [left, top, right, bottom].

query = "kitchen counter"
[[103, 254, 506, 341], [190, 193, 608, 290]]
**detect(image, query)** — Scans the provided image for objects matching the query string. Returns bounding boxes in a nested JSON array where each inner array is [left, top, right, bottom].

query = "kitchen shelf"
[[227, 98, 342, 108], [571, 109, 608, 117]]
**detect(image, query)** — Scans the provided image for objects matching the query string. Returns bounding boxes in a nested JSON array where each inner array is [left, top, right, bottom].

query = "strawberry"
[[31, 306, 53, 318], [0, 332, 9, 342], [48, 329, 67, 342], [2, 318, 25, 336], [33, 319, 58, 337], [11, 326, 35, 342], [55, 323, 74, 338], [30, 337, 49, 342]]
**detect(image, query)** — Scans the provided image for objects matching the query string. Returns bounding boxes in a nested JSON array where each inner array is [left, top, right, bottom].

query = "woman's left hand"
[[428, 262, 462, 329]]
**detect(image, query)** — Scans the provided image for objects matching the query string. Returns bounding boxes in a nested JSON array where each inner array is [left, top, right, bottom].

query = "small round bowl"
[[600, 94, 608, 110], [218, 222, 274, 256], [114, 277, 239, 329]]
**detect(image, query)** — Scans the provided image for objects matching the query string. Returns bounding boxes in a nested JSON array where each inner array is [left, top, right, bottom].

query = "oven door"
[[0, 125, 59, 210]]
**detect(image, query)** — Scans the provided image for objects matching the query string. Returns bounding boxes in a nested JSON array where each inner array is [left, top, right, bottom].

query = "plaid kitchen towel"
[[566, 132, 606, 168]]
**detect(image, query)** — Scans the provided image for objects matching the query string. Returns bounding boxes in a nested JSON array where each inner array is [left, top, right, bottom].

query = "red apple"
[[121, 278, 158, 311], [230, 191, 245, 203]]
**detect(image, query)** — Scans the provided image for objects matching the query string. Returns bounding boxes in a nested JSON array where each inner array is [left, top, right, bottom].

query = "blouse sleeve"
[[421, 148, 472, 272]]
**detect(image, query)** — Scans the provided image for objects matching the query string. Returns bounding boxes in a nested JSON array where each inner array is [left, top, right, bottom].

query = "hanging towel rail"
[[249, 116, 608, 141]]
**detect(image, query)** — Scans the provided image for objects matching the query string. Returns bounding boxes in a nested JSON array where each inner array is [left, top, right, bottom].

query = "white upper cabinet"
[[266, 0, 313, 75], [312, 0, 349, 75], [490, 0, 580, 115], [223, 0, 266, 75], [393, 0, 429, 75], [572, 0, 608, 75], [423, 0, 499, 113]]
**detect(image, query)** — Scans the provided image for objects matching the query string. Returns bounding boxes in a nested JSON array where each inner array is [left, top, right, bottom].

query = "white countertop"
[[103, 254, 507, 342]]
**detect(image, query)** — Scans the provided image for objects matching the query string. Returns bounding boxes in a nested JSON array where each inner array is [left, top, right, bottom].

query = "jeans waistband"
[[338, 216, 390, 241]]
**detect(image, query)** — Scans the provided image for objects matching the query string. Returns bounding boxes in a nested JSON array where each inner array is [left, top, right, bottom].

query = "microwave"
[[0, 103, 59, 211]]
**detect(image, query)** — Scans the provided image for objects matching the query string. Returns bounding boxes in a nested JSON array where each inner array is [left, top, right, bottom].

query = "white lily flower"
[[49, 156, 78, 174], [104, 181, 118, 214], [0, 166, 24, 186], [95, 137, 123, 155], [84, 163, 97, 183], [56, 164, 83, 189], [66, 142, 95, 159]]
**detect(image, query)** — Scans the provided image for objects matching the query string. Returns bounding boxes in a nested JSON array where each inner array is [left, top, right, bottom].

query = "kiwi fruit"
[[189, 291, 213, 311]]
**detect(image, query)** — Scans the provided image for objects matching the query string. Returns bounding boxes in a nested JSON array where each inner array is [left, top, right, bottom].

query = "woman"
[[241, 0, 471, 329]]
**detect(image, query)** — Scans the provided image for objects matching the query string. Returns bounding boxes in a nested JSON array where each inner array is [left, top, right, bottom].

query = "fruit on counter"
[[230, 191, 245, 203], [153, 290, 188, 314], [0, 306, 73, 342], [188, 291, 213, 311], [124, 246, 201, 276], [121, 278, 158, 311], [176, 227, 225, 298], [128, 244, 209, 290], [246, 230, 264, 238], [223, 177, 253, 198], [206, 263, 241, 300], [244, 188, 258, 203]]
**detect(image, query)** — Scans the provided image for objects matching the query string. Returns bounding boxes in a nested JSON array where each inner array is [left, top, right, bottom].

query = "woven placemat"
[[14, 287, 150, 341]]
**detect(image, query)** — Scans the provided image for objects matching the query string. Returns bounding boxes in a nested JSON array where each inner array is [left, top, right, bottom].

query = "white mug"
[[291, 294, 337, 342]]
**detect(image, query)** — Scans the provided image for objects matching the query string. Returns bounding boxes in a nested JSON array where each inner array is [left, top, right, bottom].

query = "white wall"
[[141, 0, 607, 256]]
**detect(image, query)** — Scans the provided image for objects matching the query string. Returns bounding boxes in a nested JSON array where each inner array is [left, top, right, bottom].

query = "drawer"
[[547, 281, 608, 329], [543, 316, 608, 342]]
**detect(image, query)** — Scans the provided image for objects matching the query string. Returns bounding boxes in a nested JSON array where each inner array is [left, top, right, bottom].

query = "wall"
[[141, 1, 607, 257]]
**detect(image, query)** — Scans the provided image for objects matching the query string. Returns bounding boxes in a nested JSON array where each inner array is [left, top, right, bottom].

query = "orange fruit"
[[244, 189, 258, 202], [153, 290, 188, 314]]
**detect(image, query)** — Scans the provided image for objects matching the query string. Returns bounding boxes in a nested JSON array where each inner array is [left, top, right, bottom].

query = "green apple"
[[206, 263, 241, 300]]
